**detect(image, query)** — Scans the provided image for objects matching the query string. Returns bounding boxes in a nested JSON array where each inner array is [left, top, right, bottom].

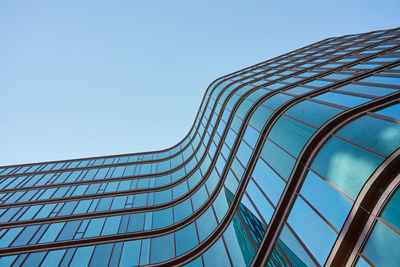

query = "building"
[[0, 27, 399, 266]]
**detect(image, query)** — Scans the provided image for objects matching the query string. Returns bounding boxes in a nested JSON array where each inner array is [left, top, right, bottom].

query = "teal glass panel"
[[184, 257, 203, 267], [41, 250, 66, 267], [152, 208, 173, 229], [119, 240, 140, 267], [313, 92, 371, 107], [173, 198, 192, 222], [311, 137, 384, 199], [196, 207, 217, 242], [300, 171, 352, 230], [363, 221, 400, 266], [175, 223, 198, 256], [223, 215, 255, 267], [262, 94, 293, 109], [260, 140, 296, 181], [285, 100, 343, 128], [336, 115, 400, 157], [277, 225, 317, 267], [381, 188, 400, 230], [267, 245, 291, 267], [202, 238, 231, 267], [269, 115, 315, 157], [150, 233, 175, 264], [154, 189, 171, 205], [70, 246, 94, 267], [251, 158, 285, 205], [249, 105, 273, 132], [213, 188, 231, 222], [287, 198, 337, 264]]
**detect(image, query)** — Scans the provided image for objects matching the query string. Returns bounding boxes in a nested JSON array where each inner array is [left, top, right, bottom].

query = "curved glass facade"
[[0, 27, 399, 266]]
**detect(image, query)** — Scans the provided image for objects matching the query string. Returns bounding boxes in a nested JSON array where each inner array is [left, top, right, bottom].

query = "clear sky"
[[1, 0, 399, 166]]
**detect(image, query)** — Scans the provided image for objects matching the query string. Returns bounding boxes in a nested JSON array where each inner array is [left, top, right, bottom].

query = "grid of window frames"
[[0, 27, 399, 266]]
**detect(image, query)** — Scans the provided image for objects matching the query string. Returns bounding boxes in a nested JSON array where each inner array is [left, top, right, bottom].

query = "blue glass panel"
[[196, 207, 217, 242], [305, 80, 333, 87], [202, 238, 231, 267], [70, 246, 94, 267], [119, 240, 140, 267], [251, 158, 285, 205], [243, 126, 259, 148], [236, 141, 253, 167], [300, 171, 352, 230], [175, 223, 198, 256], [277, 225, 317, 267], [285, 86, 313, 95], [287, 198, 337, 264], [150, 233, 175, 264], [246, 180, 274, 224], [213, 188, 231, 222], [57, 221, 80, 241], [84, 218, 105, 238], [22, 251, 46, 267], [375, 103, 400, 119], [313, 92, 371, 107], [101, 216, 121, 236], [173, 198, 192, 222], [41, 250, 66, 267], [89, 243, 113, 267], [260, 140, 296, 181], [363, 221, 400, 266], [39, 223, 64, 243], [311, 137, 383, 199], [360, 75, 400, 86], [338, 83, 397, 97], [356, 257, 371, 267]]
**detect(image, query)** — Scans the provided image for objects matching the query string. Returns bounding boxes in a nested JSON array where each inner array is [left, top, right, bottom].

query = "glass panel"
[[313, 92, 371, 107], [300, 171, 352, 230], [269, 116, 315, 157], [363, 221, 400, 266], [150, 233, 175, 264], [381, 188, 400, 231], [287, 197, 337, 264], [336, 115, 400, 157], [202, 238, 231, 267], [286, 100, 343, 128], [311, 137, 383, 199], [175, 223, 198, 256]]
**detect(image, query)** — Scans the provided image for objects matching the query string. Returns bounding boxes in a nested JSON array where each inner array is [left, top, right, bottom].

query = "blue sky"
[[1, 0, 399, 166]]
